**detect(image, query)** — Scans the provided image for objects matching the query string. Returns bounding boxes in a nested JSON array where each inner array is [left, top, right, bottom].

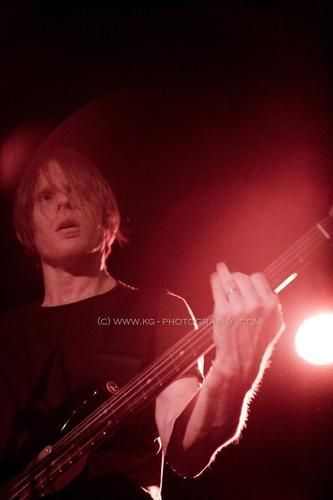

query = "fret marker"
[[38, 445, 53, 461], [106, 381, 119, 395], [316, 223, 331, 240], [274, 273, 298, 294], [179, 350, 184, 357]]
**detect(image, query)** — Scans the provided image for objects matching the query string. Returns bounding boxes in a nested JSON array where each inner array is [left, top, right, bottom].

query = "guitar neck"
[[5, 214, 333, 500], [264, 214, 332, 292]]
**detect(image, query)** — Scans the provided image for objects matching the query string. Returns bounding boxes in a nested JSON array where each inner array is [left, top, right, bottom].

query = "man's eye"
[[39, 192, 53, 202]]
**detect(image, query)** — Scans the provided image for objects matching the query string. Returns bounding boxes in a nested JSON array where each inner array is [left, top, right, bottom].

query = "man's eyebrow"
[[34, 185, 53, 197]]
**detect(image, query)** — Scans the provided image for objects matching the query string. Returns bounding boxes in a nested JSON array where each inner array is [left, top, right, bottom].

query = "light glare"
[[295, 313, 333, 365]]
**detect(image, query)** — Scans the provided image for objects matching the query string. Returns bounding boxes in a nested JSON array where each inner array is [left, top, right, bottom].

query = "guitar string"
[[10, 216, 332, 497], [258, 216, 331, 288], [263, 216, 332, 288]]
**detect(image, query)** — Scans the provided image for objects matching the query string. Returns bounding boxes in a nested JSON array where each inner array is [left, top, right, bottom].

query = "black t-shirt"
[[0, 282, 202, 498]]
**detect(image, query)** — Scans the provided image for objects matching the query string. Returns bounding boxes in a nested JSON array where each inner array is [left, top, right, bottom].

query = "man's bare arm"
[[155, 263, 284, 477]]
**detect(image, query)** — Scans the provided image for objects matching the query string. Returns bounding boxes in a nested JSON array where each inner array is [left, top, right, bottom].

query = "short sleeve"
[[152, 290, 204, 383]]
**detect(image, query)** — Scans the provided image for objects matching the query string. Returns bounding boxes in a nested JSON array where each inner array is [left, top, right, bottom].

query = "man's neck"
[[40, 257, 117, 307]]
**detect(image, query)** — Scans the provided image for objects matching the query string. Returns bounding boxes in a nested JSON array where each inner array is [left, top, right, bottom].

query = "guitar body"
[[1, 384, 106, 498]]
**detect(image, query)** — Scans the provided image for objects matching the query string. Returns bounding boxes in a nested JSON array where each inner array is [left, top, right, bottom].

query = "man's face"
[[32, 160, 105, 265]]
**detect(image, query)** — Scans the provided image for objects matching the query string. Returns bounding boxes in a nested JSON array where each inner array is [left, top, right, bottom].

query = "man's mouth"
[[56, 219, 79, 231]]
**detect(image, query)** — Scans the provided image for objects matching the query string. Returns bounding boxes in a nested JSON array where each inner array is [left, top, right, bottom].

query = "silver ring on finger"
[[227, 286, 240, 298]]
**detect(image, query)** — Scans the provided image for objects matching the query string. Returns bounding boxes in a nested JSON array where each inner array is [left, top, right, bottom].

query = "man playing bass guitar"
[[0, 148, 284, 499]]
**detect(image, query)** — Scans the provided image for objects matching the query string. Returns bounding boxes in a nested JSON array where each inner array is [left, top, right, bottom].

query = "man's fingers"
[[210, 271, 228, 311], [216, 262, 243, 303]]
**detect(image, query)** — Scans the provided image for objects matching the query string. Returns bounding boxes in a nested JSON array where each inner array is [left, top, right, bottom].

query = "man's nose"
[[56, 191, 73, 210]]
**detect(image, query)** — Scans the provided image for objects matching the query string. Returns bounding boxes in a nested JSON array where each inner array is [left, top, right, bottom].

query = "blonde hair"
[[13, 148, 125, 261]]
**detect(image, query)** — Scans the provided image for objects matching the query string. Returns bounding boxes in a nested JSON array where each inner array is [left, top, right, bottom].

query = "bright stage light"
[[295, 313, 333, 366]]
